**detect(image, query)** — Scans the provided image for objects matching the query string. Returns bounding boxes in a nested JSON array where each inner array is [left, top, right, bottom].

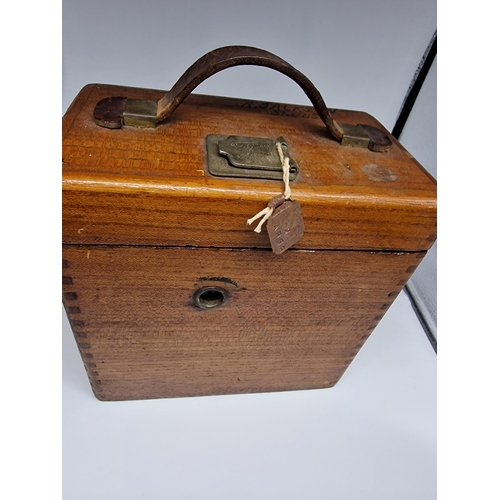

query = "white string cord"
[[247, 142, 291, 233], [276, 142, 291, 200], [247, 206, 274, 233]]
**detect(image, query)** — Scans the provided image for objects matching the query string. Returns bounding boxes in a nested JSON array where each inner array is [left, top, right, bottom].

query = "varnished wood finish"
[[62, 245, 425, 401], [62, 83, 436, 400], [63, 84, 436, 252]]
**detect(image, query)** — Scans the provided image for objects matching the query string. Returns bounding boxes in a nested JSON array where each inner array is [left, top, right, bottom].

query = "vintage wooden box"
[[62, 47, 436, 401]]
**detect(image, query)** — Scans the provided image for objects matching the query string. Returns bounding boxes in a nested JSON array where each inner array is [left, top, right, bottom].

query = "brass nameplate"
[[206, 135, 298, 181]]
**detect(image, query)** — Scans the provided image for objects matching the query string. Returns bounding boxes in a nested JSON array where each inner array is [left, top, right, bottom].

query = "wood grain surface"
[[63, 84, 436, 252], [63, 245, 425, 401], [62, 84, 436, 400]]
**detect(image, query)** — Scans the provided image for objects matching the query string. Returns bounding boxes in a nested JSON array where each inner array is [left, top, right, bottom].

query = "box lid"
[[63, 83, 436, 252]]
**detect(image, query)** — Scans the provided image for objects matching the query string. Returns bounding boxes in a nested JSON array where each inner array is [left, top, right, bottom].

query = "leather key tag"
[[267, 200, 305, 255]]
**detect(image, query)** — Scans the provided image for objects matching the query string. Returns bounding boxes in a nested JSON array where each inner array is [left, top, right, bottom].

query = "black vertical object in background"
[[405, 288, 438, 352], [392, 31, 437, 139], [395, 31, 437, 352]]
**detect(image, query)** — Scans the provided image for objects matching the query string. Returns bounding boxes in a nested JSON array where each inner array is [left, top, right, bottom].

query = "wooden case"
[[62, 47, 436, 401]]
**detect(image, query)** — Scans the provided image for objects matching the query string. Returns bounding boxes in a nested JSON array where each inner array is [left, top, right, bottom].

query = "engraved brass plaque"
[[206, 135, 298, 181]]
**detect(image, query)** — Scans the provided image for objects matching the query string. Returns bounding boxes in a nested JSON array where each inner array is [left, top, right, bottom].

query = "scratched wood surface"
[[62, 84, 436, 400], [62, 245, 425, 401], [62, 84, 436, 252]]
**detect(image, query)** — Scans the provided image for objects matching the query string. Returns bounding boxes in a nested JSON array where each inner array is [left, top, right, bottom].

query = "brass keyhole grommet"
[[193, 286, 228, 310]]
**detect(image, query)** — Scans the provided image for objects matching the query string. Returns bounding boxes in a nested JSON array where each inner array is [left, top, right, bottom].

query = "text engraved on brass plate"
[[206, 135, 298, 181]]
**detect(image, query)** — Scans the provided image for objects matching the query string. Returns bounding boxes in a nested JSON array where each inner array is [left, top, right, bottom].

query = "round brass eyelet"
[[193, 286, 228, 310]]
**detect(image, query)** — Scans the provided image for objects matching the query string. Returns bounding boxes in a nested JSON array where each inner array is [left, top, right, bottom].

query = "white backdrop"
[[63, 1, 437, 498]]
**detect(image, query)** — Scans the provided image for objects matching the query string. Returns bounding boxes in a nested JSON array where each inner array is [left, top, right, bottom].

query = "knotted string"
[[247, 142, 291, 233]]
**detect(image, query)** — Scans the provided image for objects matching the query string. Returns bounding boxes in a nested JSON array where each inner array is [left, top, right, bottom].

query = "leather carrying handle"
[[156, 46, 344, 141], [93, 46, 392, 151]]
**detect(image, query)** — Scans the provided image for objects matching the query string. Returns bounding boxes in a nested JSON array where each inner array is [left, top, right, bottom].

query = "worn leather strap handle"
[[156, 46, 344, 141], [94, 46, 391, 151]]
